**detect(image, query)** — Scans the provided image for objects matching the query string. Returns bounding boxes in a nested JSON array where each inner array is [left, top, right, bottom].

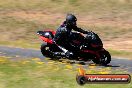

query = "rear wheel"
[[41, 43, 53, 58]]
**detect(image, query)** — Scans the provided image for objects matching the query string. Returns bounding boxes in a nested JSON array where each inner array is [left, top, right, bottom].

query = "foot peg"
[[65, 51, 73, 58]]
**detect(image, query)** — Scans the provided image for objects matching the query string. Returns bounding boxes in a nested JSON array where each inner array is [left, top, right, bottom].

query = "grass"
[[108, 49, 132, 59], [0, 16, 57, 48], [0, 56, 131, 88], [0, 16, 56, 41], [0, 40, 40, 49], [0, 0, 132, 16]]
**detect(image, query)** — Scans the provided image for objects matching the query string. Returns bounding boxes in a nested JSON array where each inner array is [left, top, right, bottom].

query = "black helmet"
[[66, 14, 77, 27]]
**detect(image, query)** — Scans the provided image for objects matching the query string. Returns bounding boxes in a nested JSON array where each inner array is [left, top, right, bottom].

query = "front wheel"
[[100, 50, 111, 65], [92, 50, 111, 65]]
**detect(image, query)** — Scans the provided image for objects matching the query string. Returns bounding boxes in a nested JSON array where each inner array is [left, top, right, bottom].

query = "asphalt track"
[[0, 45, 132, 72]]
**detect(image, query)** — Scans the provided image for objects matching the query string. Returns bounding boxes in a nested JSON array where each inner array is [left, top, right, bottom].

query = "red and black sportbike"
[[37, 30, 111, 65]]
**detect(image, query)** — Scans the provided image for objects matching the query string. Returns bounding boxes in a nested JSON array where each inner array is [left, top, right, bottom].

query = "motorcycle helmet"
[[66, 14, 77, 27]]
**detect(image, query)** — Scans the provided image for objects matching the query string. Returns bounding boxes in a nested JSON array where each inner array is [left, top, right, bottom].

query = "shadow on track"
[[49, 58, 120, 68], [104, 65, 120, 67]]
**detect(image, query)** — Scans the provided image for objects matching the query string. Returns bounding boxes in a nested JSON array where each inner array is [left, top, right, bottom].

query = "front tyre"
[[100, 50, 111, 65]]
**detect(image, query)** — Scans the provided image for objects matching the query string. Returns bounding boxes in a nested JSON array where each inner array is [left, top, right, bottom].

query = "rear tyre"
[[41, 43, 53, 58]]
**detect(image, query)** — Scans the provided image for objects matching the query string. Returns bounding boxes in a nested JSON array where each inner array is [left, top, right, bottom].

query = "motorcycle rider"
[[53, 14, 89, 58]]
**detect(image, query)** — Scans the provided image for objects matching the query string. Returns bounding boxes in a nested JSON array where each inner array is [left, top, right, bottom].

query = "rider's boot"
[[53, 51, 73, 58], [53, 52, 65, 56]]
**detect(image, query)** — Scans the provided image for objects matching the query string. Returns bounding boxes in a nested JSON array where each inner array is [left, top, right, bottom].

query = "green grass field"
[[0, 56, 131, 88], [0, 0, 132, 15]]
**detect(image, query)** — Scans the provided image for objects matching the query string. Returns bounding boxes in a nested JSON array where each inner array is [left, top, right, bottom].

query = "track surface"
[[0, 45, 132, 72]]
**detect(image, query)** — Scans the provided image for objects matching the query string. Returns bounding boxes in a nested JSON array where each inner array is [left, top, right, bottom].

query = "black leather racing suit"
[[53, 21, 88, 52]]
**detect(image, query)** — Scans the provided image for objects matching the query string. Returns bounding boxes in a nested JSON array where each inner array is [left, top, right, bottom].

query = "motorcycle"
[[37, 30, 111, 65]]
